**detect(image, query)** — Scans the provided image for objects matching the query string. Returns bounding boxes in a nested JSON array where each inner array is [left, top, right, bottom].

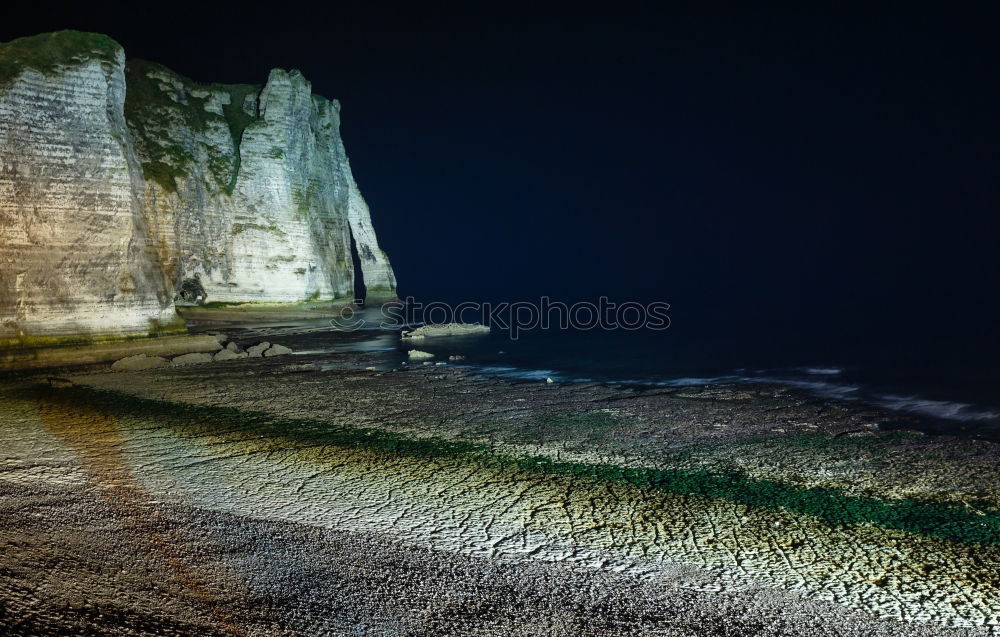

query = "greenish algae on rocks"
[[0, 335, 221, 371], [6, 376, 998, 630], [175, 299, 361, 324], [33, 383, 1000, 547]]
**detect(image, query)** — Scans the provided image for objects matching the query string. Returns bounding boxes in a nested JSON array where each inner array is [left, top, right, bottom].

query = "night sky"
[[5, 3, 999, 366]]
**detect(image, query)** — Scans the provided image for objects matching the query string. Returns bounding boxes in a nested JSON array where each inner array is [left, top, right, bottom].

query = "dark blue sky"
[[6, 2, 999, 358]]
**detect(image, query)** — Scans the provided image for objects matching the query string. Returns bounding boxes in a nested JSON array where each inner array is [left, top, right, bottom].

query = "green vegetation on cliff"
[[0, 30, 120, 86], [123, 60, 261, 194]]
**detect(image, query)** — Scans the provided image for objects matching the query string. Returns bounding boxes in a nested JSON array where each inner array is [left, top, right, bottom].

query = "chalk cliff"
[[0, 31, 397, 346]]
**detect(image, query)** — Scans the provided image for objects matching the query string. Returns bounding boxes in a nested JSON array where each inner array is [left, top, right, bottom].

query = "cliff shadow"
[[349, 230, 366, 304]]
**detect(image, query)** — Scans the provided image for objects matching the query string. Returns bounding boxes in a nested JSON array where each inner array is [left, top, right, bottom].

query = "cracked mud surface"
[[1, 337, 998, 635]]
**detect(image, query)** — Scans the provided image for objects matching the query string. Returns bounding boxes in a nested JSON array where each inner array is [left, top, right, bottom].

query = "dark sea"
[[216, 306, 1000, 442]]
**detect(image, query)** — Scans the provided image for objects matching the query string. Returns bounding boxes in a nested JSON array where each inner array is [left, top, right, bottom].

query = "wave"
[[467, 365, 562, 381], [654, 376, 735, 387], [798, 367, 845, 376], [456, 362, 998, 424], [875, 395, 1000, 422], [748, 376, 861, 400]]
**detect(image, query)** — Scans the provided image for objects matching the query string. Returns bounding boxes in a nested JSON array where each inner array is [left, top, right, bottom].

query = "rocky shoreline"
[[111, 335, 293, 370], [0, 333, 998, 635]]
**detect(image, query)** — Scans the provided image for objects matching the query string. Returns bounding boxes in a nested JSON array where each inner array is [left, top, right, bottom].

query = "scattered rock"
[[264, 343, 293, 357], [448, 355, 466, 361], [214, 349, 249, 361], [246, 342, 271, 358], [408, 350, 434, 360], [111, 355, 169, 371], [435, 362, 446, 366], [546, 377, 555, 384], [225, 342, 243, 353], [171, 352, 215, 366], [208, 333, 228, 345], [401, 323, 490, 339]]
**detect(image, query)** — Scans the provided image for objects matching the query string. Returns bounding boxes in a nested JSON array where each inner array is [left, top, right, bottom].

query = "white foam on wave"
[[875, 395, 1000, 422], [466, 364, 860, 399], [799, 367, 844, 376], [458, 363, 998, 424], [654, 376, 736, 387], [468, 365, 562, 381], [750, 376, 861, 400]]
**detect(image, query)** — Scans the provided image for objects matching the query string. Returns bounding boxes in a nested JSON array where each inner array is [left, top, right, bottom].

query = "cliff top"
[[1, 29, 359, 210], [0, 30, 121, 86], [122, 62, 340, 195]]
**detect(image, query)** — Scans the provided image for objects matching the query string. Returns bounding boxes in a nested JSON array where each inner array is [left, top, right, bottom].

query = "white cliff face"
[[0, 31, 397, 345], [126, 64, 398, 304], [224, 69, 354, 302], [0, 36, 177, 345]]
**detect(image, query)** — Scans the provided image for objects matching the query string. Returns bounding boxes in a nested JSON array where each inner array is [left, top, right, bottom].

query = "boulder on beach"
[[264, 344, 293, 357], [171, 352, 215, 366], [111, 355, 169, 371], [407, 350, 434, 360], [401, 323, 490, 339], [214, 349, 249, 361], [246, 342, 271, 358]]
